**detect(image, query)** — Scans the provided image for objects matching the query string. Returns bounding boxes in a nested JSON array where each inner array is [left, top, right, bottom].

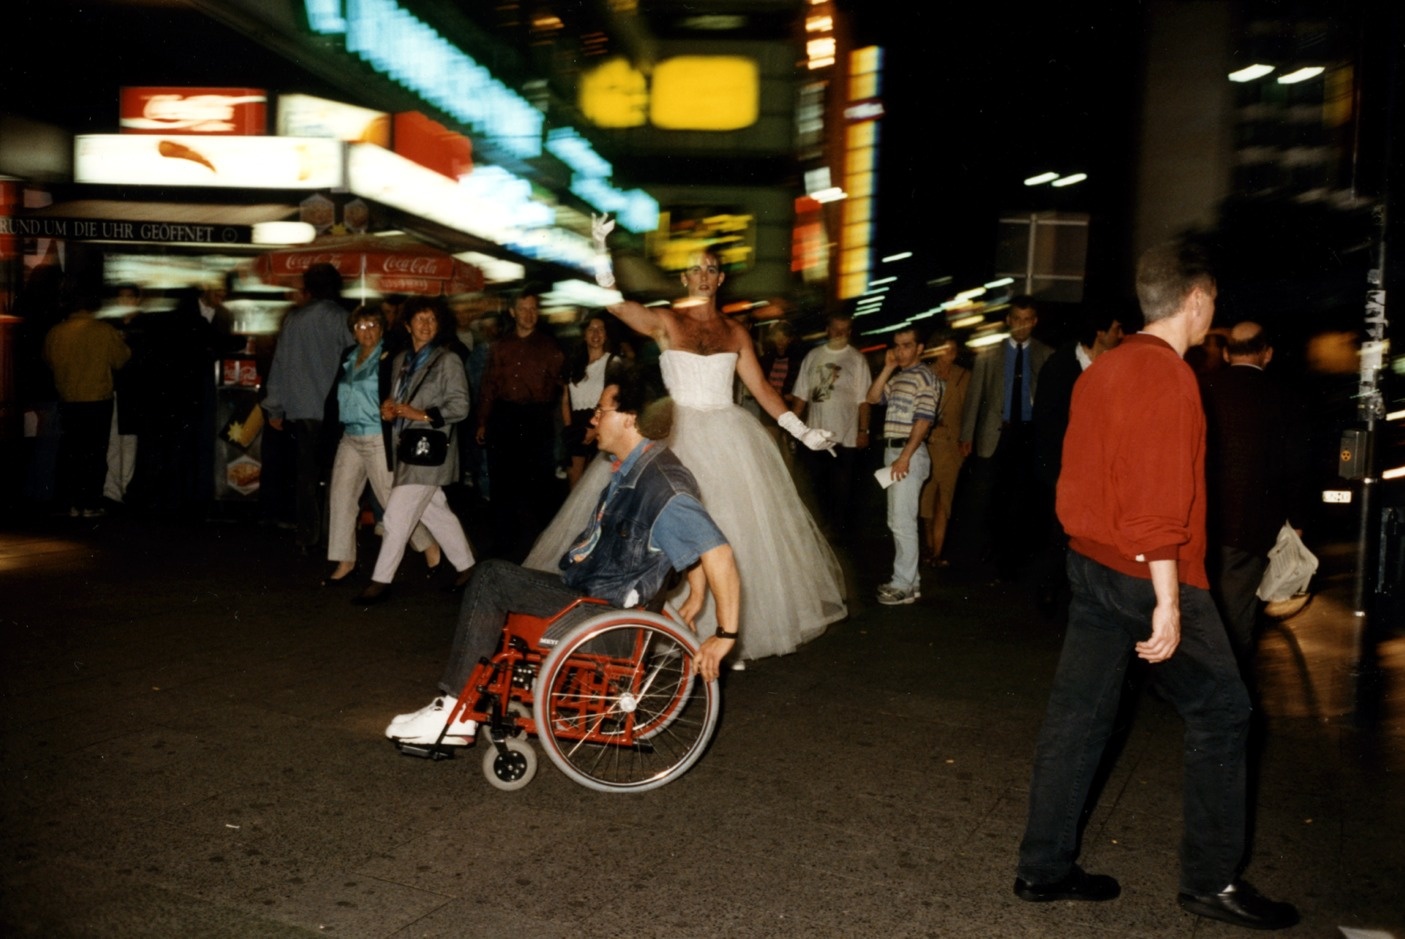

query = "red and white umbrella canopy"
[[255, 234, 484, 296]]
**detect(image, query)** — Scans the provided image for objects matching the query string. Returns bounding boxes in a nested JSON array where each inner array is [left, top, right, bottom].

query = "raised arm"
[[605, 299, 668, 339]]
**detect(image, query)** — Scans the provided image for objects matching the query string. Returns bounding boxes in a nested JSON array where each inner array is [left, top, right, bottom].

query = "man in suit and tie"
[[1199, 321, 1309, 664], [958, 296, 1052, 578]]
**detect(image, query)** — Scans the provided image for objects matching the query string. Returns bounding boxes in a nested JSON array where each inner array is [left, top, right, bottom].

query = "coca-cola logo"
[[379, 256, 444, 275], [121, 89, 266, 134]]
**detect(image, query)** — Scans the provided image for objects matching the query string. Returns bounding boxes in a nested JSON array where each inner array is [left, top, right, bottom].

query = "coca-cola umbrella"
[[254, 233, 484, 298]]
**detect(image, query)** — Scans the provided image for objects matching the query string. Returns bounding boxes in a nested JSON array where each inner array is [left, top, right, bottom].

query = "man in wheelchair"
[[387, 361, 740, 746]]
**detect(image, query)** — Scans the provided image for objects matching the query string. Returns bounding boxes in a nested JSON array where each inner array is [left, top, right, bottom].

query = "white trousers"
[[371, 483, 474, 584], [327, 435, 434, 563]]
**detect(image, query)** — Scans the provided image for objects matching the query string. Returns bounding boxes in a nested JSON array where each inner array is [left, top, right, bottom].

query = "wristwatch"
[[715, 626, 739, 640]]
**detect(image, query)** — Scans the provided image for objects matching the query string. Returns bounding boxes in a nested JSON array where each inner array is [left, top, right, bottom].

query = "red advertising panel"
[[121, 87, 267, 135], [0, 179, 18, 261], [394, 112, 472, 181]]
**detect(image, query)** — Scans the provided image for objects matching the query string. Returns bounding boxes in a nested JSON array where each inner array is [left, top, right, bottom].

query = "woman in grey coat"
[[355, 297, 474, 604]]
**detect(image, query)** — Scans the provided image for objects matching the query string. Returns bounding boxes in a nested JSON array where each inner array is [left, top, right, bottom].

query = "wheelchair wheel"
[[533, 611, 719, 793], [482, 737, 537, 791]]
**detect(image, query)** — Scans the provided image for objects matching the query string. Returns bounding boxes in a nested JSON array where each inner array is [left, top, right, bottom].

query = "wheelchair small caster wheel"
[[482, 737, 537, 791]]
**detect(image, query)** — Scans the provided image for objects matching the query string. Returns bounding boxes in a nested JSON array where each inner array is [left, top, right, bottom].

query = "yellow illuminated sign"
[[652, 57, 759, 130], [579, 58, 648, 128], [579, 56, 760, 132]]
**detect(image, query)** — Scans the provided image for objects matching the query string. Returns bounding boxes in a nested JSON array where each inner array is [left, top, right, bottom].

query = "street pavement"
[[1, 509, 1401, 938]]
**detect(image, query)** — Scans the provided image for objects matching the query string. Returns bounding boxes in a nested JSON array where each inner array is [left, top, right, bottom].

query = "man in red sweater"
[[1013, 243, 1298, 930]]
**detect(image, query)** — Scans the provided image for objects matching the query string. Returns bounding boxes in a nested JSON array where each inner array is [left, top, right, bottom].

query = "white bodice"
[[659, 350, 738, 411]]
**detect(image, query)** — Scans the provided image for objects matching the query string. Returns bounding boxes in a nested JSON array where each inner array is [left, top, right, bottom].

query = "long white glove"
[[592, 213, 616, 289], [778, 411, 837, 456]]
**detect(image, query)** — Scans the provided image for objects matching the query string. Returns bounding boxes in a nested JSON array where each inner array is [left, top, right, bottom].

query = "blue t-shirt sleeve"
[[650, 494, 728, 569]]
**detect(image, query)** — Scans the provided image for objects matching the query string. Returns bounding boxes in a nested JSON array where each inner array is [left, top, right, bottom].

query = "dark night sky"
[[843, 2, 1146, 302]]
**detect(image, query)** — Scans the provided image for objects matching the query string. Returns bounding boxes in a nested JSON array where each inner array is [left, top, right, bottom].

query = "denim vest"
[[561, 445, 700, 608]]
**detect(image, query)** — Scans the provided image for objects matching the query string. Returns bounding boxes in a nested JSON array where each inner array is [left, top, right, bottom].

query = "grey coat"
[[960, 337, 1052, 459], [384, 345, 469, 487]]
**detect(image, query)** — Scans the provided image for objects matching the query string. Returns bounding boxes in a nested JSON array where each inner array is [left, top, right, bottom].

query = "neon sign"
[[306, 0, 542, 160]]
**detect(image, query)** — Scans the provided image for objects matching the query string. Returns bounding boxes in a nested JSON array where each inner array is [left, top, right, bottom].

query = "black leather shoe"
[[1014, 866, 1120, 902], [1177, 881, 1298, 930], [447, 566, 474, 593], [352, 582, 391, 606]]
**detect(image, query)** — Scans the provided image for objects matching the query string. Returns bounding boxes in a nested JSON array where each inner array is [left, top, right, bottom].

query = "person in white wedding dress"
[[524, 230, 846, 661]]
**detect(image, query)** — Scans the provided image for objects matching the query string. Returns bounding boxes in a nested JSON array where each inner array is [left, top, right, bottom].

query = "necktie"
[[1011, 342, 1025, 423]]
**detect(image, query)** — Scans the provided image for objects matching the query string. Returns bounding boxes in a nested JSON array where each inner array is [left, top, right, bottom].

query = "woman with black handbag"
[[355, 297, 473, 605], [323, 306, 442, 586]]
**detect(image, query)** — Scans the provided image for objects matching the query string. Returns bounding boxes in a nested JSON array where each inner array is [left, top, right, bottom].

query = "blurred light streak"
[[1024, 172, 1058, 186], [984, 277, 1014, 288], [881, 252, 912, 263], [1385, 409, 1405, 422], [1052, 173, 1087, 187], [969, 331, 1009, 348], [1277, 67, 1325, 84], [954, 287, 987, 301], [869, 276, 896, 286], [948, 313, 984, 329], [1383, 466, 1405, 481], [868, 321, 914, 335], [1228, 64, 1275, 82], [810, 187, 847, 203]]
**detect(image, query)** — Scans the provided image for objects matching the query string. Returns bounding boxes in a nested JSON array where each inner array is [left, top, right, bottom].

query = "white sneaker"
[[386, 695, 477, 745], [877, 585, 920, 605]]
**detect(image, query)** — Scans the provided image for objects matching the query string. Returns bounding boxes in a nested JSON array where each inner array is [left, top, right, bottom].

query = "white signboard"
[[74, 135, 345, 189], [276, 94, 390, 145]]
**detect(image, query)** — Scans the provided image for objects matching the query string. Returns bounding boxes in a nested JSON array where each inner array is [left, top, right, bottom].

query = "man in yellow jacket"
[[43, 284, 130, 517]]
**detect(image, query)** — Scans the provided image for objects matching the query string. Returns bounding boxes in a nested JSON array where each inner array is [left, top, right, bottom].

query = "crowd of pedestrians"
[[13, 236, 1316, 930]]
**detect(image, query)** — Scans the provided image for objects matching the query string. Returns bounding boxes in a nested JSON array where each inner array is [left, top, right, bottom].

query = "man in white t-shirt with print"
[[791, 311, 872, 541]]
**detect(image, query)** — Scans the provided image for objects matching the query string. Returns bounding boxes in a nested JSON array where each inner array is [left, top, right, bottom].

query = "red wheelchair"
[[394, 597, 720, 793]]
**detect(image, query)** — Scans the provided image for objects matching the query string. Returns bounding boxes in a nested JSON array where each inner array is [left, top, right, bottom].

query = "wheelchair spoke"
[[534, 614, 720, 793]]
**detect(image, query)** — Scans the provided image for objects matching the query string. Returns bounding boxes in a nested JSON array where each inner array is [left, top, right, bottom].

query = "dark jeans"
[[991, 421, 1040, 576], [800, 444, 858, 540], [288, 418, 325, 547], [1210, 545, 1269, 664], [57, 400, 113, 511], [441, 559, 587, 695], [1017, 551, 1251, 894]]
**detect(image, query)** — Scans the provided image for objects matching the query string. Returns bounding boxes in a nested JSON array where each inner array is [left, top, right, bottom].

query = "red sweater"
[[1056, 333, 1209, 589]]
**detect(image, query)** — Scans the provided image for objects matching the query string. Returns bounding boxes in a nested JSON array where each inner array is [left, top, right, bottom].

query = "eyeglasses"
[[592, 405, 619, 418], [354, 322, 382, 332]]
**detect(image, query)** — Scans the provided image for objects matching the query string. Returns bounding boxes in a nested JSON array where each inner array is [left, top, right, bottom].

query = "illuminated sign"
[[305, 0, 543, 160], [395, 112, 473, 181], [580, 56, 760, 132], [545, 128, 657, 233], [570, 179, 659, 234], [651, 57, 758, 130], [75, 135, 345, 189], [277, 93, 390, 145], [546, 129, 612, 180], [579, 59, 648, 128], [844, 100, 886, 122], [0, 216, 251, 245], [120, 87, 266, 135]]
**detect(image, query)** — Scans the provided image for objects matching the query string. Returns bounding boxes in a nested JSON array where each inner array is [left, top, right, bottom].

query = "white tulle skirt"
[[525, 403, 846, 660]]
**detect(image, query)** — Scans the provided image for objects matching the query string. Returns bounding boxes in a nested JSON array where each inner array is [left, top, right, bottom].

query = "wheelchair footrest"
[[395, 741, 458, 760]]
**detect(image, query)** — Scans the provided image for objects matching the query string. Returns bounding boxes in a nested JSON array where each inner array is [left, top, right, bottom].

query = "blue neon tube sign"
[[307, 0, 542, 160]]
